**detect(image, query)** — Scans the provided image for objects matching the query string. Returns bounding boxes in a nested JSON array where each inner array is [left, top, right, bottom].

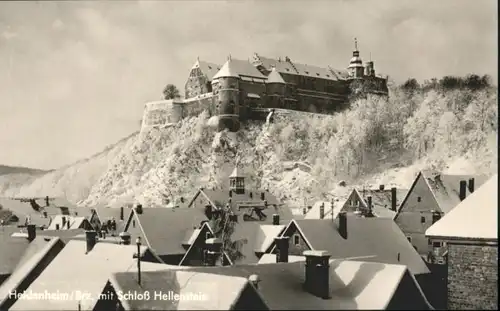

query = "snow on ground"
[[0, 105, 495, 208]]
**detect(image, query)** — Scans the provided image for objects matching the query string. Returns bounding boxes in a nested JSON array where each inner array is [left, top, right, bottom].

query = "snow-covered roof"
[[229, 166, 243, 178], [426, 174, 497, 241], [266, 67, 286, 84], [212, 58, 239, 79], [213, 57, 266, 80]]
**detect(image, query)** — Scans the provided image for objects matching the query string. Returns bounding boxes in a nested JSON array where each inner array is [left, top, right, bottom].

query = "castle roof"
[[213, 58, 239, 79], [251, 53, 349, 81], [191, 59, 221, 80], [213, 57, 266, 80], [266, 67, 286, 84]]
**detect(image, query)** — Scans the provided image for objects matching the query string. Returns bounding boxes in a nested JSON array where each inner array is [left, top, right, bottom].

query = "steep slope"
[[0, 86, 496, 209], [0, 132, 138, 203]]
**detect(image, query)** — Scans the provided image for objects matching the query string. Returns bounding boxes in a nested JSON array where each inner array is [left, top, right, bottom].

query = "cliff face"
[[0, 87, 496, 209]]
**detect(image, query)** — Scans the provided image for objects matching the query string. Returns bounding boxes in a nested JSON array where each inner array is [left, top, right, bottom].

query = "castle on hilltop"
[[141, 39, 389, 132]]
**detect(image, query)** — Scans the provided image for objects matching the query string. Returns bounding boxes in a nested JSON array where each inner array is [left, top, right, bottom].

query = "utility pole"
[[136, 237, 142, 285]]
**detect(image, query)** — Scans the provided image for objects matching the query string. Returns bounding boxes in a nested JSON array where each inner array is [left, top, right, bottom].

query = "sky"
[[0, 0, 497, 170]]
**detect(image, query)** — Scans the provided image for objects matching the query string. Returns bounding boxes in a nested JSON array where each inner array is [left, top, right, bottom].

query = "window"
[[132, 220, 136, 228], [420, 216, 426, 224], [406, 236, 412, 243], [417, 196, 421, 202], [432, 241, 442, 248], [293, 234, 300, 245], [205, 232, 211, 240], [432, 212, 442, 224]]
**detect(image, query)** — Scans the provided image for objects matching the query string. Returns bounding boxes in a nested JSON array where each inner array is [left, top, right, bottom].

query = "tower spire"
[[354, 37, 358, 51]]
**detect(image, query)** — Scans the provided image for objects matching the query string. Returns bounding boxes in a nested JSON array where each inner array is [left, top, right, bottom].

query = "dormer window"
[[316, 73, 320, 76], [305, 71, 309, 74], [208, 66, 212, 69]]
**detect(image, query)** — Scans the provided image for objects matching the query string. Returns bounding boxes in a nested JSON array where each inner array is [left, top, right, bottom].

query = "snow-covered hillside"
[[0, 86, 496, 209]]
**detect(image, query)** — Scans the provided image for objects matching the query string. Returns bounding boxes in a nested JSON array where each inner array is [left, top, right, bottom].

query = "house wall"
[[278, 224, 311, 256], [341, 191, 366, 213], [394, 174, 441, 255], [181, 226, 213, 266], [447, 242, 498, 310], [95, 282, 124, 311], [421, 262, 448, 310]]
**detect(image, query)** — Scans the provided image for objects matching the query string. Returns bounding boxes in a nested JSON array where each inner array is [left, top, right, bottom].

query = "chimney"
[[391, 187, 397, 211], [274, 236, 289, 263], [319, 204, 325, 219], [27, 224, 36, 242], [85, 230, 98, 253], [135, 204, 143, 215], [367, 196, 373, 215], [303, 250, 331, 299], [120, 207, 124, 220], [338, 212, 347, 239], [248, 274, 260, 290], [379, 184, 385, 191], [205, 238, 223, 266], [459, 180, 467, 201], [468, 178, 475, 193], [272, 214, 280, 225], [119, 232, 131, 245], [260, 192, 265, 200]]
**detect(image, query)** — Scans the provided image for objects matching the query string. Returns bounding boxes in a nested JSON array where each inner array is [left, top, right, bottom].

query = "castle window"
[[417, 196, 421, 202], [420, 216, 426, 224], [293, 234, 300, 245]]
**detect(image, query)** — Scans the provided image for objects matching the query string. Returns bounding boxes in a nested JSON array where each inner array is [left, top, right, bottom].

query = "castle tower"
[[348, 38, 364, 78], [266, 67, 286, 108], [229, 164, 245, 194], [365, 52, 375, 77], [212, 56, 240, 132]]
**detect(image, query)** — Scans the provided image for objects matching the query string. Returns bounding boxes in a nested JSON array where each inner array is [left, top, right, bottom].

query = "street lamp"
[[136, 237, 142, 285]]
